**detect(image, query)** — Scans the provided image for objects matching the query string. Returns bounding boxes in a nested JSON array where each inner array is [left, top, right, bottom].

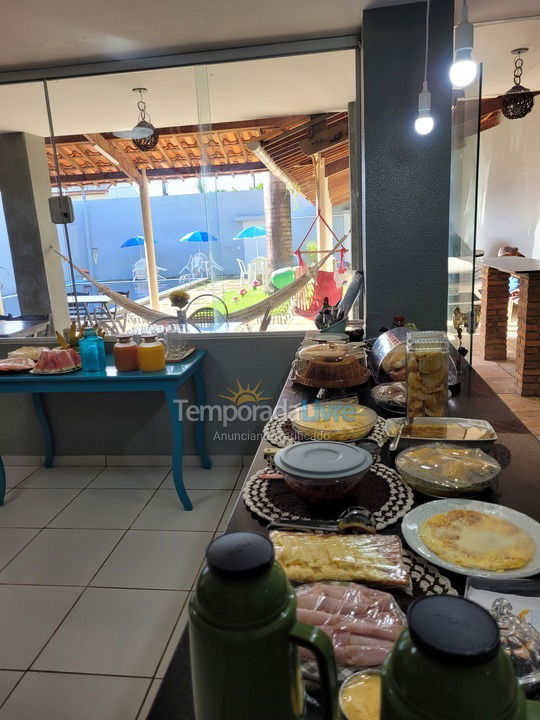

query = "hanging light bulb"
[[415, 82, 434, 134], [415, 0, 434, 136], [450, 0, 477, 88]]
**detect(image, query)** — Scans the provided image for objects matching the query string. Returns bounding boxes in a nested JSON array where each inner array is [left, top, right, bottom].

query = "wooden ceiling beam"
[[83, 133, 142, 186], [299, 118, 349, 156], [74, 144, 103, 172], [47, 116, 310, 147], [50, 161, 266, 186], [325, 156, 349, 177]]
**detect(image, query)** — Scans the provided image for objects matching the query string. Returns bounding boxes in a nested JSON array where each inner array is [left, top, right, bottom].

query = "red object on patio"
[[293, 211, 346, 318], [294, 270, 343, 318]]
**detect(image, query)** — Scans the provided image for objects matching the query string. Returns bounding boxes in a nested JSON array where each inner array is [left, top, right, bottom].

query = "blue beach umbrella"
[[234, 225, 266, 240], [121, 235, 158, 248], [234, 225, 266, 256], [178, 230, 219, 243]]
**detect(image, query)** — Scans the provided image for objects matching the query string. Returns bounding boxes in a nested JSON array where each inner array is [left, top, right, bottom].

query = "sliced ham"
[[296, 581, 405, 668]]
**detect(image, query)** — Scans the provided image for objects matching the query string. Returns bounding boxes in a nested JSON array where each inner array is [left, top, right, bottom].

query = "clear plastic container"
[[395, 443, 501, 497], [406, 331, 448, 420]]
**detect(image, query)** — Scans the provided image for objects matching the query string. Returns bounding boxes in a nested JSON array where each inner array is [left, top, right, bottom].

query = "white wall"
[[477, 109, 540, 258]]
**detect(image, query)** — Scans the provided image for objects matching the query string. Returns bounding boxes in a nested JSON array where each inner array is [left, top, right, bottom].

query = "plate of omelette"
[[402, 499, 540, 579]]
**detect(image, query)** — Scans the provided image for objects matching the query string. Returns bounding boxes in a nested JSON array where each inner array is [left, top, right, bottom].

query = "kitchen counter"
[[149, 358, 540, 719]]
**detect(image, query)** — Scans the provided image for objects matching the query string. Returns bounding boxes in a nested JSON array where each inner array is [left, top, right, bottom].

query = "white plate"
[[402, 499, 540, 579]]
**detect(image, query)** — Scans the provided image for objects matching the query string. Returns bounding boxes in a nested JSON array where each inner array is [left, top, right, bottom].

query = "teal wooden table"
[[0, 351, 211, 510]]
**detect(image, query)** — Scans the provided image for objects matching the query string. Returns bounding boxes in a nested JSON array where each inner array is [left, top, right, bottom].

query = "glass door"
[[447, 65, 483, 364]]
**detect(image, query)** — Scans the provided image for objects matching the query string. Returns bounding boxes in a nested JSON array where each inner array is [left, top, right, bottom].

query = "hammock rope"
[[53, 233, 348, 329]]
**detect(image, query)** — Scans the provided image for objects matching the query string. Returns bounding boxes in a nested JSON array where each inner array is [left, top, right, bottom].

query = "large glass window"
[[0, 48, 357, 337]]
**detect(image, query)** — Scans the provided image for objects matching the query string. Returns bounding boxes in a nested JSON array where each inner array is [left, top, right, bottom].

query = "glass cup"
[[164, 331, 185, 362]]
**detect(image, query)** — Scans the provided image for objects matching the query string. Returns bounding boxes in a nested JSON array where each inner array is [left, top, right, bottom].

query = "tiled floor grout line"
[[0, 586, 87, 711], [0, 467, 107, 574], [0, 668, 155, 678], [3, 466, 164, 698], [132, 465, 245, 719], [0, 462, 246, 717], [0, 529, 41, 574]]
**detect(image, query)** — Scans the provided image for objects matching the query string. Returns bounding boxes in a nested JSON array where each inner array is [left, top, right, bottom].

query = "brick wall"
[[480, 266, 509, 361], [515, 272, 540, 396]]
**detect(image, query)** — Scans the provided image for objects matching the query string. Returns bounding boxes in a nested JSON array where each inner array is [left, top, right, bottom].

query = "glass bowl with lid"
[[395, 442, 501, 497], [290, 402, 377, 442], [274, 441, 373, 502]]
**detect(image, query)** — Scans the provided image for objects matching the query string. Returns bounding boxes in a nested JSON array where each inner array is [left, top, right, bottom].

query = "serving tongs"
[[268, 506, 376, 535]]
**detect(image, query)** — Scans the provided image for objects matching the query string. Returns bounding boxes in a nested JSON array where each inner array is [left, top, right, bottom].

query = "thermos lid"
[[408, 596, 500, 666], [206, 532, 274, 580]]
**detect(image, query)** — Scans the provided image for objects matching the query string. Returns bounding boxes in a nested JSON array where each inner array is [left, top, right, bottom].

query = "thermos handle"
[[289, 621, 340, 720]]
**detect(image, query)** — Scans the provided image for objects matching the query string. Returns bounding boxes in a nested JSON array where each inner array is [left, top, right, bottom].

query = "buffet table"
[[149, 355, 540, 719], [0, 351, 211, 510]]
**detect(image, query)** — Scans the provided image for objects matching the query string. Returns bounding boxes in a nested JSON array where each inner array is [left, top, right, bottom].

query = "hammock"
[[293, 212, 348, 318], [53, 249, 177, 325], [53, 235, 347, 330], [295, 270, 343, 319]]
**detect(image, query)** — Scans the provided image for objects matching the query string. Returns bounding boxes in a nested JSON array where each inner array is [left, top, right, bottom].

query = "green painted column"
[[0, 131, 69, 329]]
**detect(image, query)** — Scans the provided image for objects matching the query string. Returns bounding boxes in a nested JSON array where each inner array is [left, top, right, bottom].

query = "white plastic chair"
[[248, 256, 268, 286], [236, 258, 248, 285], [132, 258, 168, 282]]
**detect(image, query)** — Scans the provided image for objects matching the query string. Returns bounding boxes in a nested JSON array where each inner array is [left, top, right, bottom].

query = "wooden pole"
[[139, 169, 160, 310], [314, 156, 333, 271]]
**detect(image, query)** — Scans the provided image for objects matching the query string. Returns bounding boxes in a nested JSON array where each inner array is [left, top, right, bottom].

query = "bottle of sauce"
[[79, 327, 106, 373], [138, 334, 166, 372], [113, 335, 139, 372]]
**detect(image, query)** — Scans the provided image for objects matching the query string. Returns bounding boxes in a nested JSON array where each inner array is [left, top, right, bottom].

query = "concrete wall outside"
[[0, 188, 349, 308]]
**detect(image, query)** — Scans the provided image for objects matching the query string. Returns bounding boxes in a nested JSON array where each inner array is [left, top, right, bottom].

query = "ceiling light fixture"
[[112, 88, 159, 150], [449, 0, 477, 88], [415, 0, 434, 136], [502, 48, 535, 120]]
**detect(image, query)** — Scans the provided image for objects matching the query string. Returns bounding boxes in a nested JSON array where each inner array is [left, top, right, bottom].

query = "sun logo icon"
[[218, 379, 272, 406]]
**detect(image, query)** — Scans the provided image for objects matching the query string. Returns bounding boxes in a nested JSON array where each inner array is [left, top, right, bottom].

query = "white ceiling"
[[0, 0, 538, 73], [0, 2, 538, 139], [0, 51, 356, 136], [475, 18, 540, 97]]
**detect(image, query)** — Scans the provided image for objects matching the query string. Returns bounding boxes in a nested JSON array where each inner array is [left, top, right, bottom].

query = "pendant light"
[[450, 0, 477, 88], [415, 0, 434, 135], [501, 48, 535, 120]]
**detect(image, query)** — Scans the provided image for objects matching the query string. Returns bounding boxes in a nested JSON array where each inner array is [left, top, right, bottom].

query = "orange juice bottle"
[[138, 335, 166, 372]]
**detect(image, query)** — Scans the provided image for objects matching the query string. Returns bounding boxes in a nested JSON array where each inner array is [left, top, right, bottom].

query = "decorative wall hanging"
[[502, 48, 535, 120]]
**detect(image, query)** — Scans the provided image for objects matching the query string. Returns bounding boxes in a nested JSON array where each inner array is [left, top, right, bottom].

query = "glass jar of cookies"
[[406, 331, 448, 420]]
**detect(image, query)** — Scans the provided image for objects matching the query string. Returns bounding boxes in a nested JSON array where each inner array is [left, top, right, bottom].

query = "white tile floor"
[[0, 460, 249, 719]]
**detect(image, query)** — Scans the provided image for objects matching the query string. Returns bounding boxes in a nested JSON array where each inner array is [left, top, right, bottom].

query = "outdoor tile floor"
[[0, 461, 250, 719], [472, 330, 540, 442]]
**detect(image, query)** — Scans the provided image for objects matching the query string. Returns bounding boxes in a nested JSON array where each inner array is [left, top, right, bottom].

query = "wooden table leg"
[[32, 393, 55, 467], [515, 272, 540, 396], [0, 455, 5, 506], [480, 266, 509, 361], [165, 390, 193, 511], [193, 366, 211, 470]]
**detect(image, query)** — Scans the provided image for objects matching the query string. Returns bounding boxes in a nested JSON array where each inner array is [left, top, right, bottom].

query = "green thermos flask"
[[381, 595, 534, 720], [189, 532, 340, 720]]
